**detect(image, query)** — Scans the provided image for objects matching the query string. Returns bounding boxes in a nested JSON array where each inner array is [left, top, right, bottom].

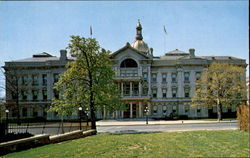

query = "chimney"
[[60, 49, 67, 60], [189, 48, 195, 58]]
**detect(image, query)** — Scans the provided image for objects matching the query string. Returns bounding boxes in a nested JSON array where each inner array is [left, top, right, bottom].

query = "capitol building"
[[4, 21, 247, 120]]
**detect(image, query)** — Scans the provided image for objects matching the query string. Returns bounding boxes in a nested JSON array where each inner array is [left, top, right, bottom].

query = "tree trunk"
[[217, 99, 222, 121], [90, 105, 96, 129]]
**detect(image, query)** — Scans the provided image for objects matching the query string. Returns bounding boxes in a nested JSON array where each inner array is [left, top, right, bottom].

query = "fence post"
[[42, 121, 46, 134], [26, 122, 29, 133]]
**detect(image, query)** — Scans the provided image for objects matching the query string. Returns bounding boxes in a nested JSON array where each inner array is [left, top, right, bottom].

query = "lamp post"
[[5, 109, 9, 134], [79, 107, 82, 130], [144, 106, 149, 125]]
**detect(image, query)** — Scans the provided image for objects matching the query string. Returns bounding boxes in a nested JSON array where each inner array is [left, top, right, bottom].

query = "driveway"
[[96, 120, 238, 134]]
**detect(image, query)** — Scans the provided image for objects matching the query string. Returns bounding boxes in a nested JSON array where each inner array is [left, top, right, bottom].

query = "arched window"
[[120, 59, 138, 68]]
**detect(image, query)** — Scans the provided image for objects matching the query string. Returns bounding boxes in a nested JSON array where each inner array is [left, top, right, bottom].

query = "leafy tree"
[[192, 62, 246, 121], [51, 36, 123, 129]]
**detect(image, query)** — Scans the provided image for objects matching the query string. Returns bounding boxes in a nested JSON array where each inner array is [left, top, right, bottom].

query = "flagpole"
[[90, 25, 93, 38], [164, 32, 166, 53], [163, 25, 167, 53]]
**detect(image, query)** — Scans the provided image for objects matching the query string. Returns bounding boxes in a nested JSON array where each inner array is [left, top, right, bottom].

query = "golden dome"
[[131, 40, 150, 53]]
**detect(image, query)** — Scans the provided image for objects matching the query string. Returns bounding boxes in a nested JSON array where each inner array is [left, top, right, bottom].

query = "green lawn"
[[2, 130, 249, 158]]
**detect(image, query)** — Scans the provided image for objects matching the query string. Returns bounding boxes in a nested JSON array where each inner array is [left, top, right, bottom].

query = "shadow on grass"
[[107, 130, 162, 135]]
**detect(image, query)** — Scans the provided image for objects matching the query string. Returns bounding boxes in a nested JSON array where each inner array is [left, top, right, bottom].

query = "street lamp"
[[144, 106, 149, 125], [5, 109, 9, 134], [79, 107, 82, 130]]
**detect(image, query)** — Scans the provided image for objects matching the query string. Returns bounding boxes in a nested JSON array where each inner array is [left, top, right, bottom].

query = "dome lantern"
[[131, 20, 150, 54]]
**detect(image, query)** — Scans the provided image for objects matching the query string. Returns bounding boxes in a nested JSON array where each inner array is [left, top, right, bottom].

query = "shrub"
[[237, 105, 249, 131]]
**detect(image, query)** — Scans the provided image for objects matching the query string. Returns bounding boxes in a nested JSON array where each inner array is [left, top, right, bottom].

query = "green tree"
[[192, 62, 246, 121], [51, 36, 123, 129]]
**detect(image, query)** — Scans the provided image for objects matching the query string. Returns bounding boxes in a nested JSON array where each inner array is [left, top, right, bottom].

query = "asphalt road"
[[97, 122, 238, 134]]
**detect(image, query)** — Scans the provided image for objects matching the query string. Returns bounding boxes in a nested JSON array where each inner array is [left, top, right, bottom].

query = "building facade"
[[3, 21, 247, 120]]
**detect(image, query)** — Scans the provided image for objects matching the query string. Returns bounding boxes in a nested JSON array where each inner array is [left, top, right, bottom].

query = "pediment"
[[111, 43, 150, 61]]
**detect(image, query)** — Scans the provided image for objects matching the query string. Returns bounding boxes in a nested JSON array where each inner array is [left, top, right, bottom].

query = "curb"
[[96, 121, 237, 127]]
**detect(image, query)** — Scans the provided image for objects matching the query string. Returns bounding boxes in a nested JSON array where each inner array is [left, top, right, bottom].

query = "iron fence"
[[5, 121, 90, 136]]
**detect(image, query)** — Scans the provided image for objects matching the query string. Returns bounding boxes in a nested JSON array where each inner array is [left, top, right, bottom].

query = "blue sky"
[[0, 1, 249, 97]]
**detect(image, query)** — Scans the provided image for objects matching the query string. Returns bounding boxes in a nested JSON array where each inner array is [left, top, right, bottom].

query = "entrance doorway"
[[132, 104, 136, 118], [123, 103, 137, 118], [123, 104, 130, 118]]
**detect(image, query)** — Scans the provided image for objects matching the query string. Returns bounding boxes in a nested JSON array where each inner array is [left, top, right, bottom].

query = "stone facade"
[[3, 21, 247, 120]]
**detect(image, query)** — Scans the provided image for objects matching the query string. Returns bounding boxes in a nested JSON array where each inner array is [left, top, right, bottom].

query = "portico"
[[121, 100, 150, 119]]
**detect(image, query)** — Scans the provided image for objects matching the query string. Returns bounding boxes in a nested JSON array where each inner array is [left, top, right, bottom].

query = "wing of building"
[[3, 21, 247, 120]]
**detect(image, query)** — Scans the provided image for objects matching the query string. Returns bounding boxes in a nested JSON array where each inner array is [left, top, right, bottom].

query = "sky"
[[0, 1, 249, 97]]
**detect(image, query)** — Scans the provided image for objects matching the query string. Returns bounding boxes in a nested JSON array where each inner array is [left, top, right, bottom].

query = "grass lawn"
[[2, 130, 249, 158]]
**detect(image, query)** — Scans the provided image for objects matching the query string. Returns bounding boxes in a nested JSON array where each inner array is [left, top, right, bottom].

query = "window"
[[21, 75, 28, 85], [143, 73, 148, 82], [184, 87, 190, 98], [162, 73, 167, 82], [32, 75, 39, 86], [11, 92, 17, 99], [22, 108, 27, 117], [163, 106, 167, 114], [54, 74, 59, 83], [185, 105, 189, 113], [42, 90, 47, 100], [162, 89, 167, 98], [33, 108, 38, 117], [197, 106, 201, 113], [32, 90, 38, 100], [21, 90, 28, 100], [153, 106, 157, 114], [152, 73, 157, 82], [54, 89, 59, 99], [142, 87, 148, 96], [152, 89, 157, 98], [184, 72, 190, 82], [42, 74, 47, 85], [172, 88, 177, 98], [171, 73, 177, 82], [123, 83, 130, 96], [173, 105, 177, 113], [222, 107, 227, 113], [133, 84, 139, 96], [195, 72, 201, 81]]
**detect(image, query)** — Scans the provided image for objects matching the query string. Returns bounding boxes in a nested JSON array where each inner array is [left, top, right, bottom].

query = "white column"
[[139, 101, 142, 117], [148, 67, 151, 96], [121, 82, 124, 97], [139, 82, 142, 96], [177, 68, 183, 98], [47, 72, 53, 100], [121, 110, 124, 118], [116, 110, 119, 119], [130, 102, 133, 118], [130, 82, 133, 96]]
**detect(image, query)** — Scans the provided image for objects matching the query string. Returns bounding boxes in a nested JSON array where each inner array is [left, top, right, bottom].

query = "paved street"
[[97, 120, 238, 134]]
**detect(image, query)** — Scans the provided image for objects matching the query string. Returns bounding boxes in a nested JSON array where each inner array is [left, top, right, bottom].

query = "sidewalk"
[[96, 119, 237, 126]]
